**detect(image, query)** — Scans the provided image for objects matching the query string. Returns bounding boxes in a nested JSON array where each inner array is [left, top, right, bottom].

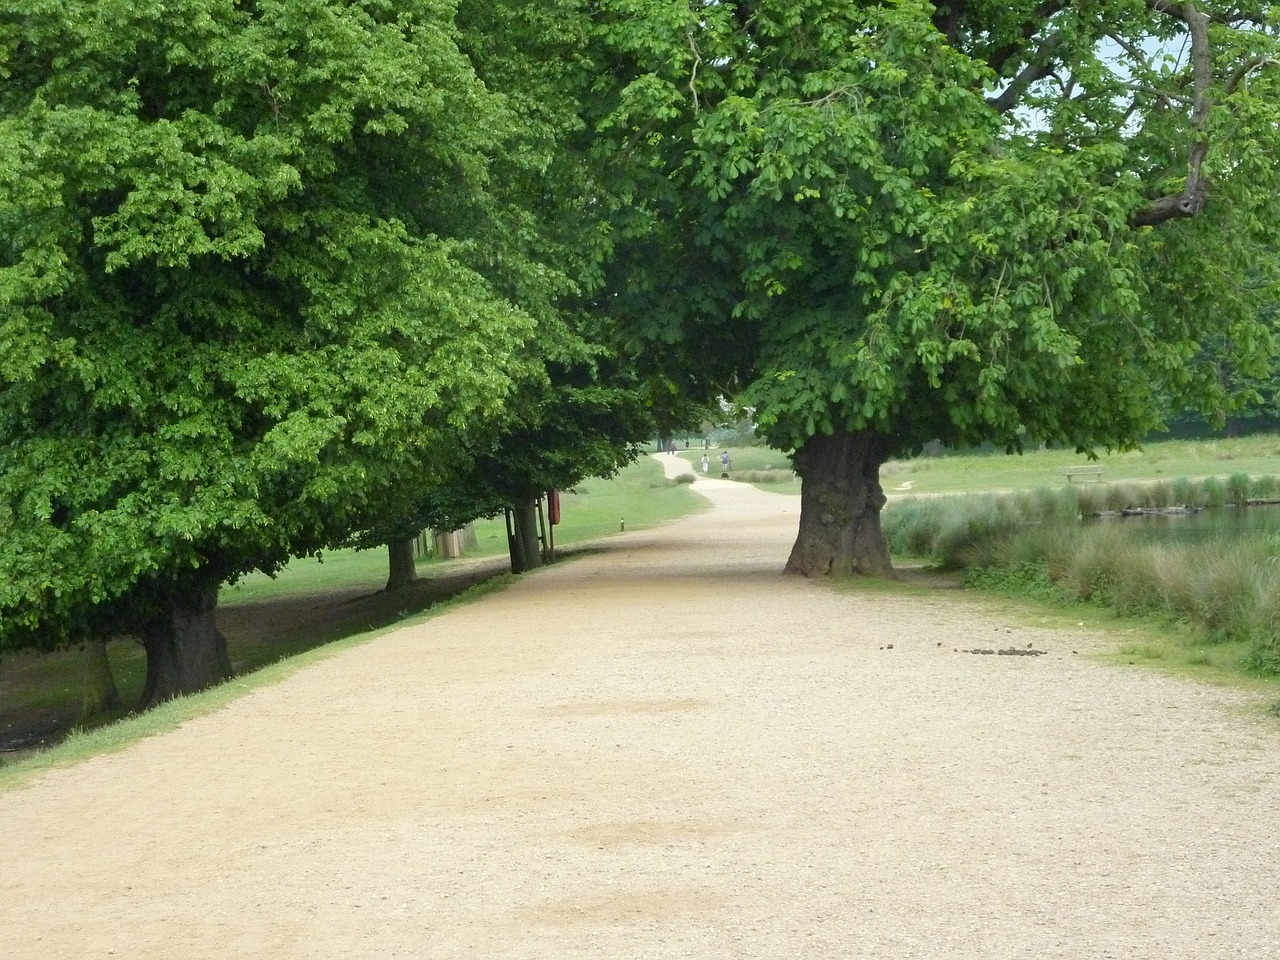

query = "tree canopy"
[[0, 0, 567, 699], [353, 0, 658, 576], [3, 0, 1279, 707], [591, 0, 1280, 574]]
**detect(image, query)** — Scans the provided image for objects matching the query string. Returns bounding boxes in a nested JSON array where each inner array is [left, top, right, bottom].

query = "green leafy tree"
[[591, 0, 1280, 575], [0, 0, 548, 704], [1165, 256, 1280, 434], [364, 0, 658, 581]]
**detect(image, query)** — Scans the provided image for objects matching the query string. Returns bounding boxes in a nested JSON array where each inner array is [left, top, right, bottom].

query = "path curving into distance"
[[2, 455, 1278, 959]]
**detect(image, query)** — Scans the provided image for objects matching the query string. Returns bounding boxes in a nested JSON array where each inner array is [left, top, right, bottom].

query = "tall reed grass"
[[882, 478, 1280, 674]]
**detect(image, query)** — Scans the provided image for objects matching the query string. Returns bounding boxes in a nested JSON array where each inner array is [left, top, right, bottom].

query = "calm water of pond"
[[1087, 504, 1280, 545]]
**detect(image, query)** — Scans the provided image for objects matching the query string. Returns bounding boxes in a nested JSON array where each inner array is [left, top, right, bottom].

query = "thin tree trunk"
[[386, 538, 418, 590], [80, 639, 121, 719], [785, 427, 896, 578], [139, 583, 233, 709]]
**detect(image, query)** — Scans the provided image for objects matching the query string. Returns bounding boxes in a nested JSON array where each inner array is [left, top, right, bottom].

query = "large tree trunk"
[[80, 639, 121, 719], [386, 538, 418, 590], [507, 497, 544, 574], [139, 584, 233, 709], [785, 428, 895, 578]]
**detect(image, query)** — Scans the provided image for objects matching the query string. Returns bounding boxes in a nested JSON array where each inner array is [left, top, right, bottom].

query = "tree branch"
[[1225, 54, 1280, 94], [686, 25, 703, 110], [1130, 2, 1213, 227], [1146, 0, 1267, 26], [986, 30, 1067, 113]]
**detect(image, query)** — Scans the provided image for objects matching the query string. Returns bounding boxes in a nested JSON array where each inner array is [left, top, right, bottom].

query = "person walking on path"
[[720, 449, 730, 477], [701, 454, 710, 474]]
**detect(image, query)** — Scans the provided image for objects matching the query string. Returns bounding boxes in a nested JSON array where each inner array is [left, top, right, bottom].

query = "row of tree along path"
[[5, 2, 1280, 709]]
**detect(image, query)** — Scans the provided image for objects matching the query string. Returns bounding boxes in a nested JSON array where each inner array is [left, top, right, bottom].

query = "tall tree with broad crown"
[[591, 0, 1280, 576], [359, 0, 659, 579], [0, 0, 549, 704]]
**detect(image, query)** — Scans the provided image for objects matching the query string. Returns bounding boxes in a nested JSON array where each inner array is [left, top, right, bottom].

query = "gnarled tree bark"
[[786, 428, 895, 578], [139, 583, 232, 709]]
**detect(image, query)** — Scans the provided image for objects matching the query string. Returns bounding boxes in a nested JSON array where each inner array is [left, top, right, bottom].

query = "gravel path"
[[2, 456, 1278, 959]]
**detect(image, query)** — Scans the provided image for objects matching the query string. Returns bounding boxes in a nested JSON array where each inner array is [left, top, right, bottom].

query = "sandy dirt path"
[[3, 456, 1279, 959]]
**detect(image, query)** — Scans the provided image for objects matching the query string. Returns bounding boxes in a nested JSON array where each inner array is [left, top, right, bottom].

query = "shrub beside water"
[[1200, 475, 1228, 508], [883, 481, 1280, 675], [1226, 472, 1252, 507]]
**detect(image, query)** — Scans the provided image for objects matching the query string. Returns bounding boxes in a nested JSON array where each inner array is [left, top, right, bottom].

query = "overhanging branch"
[[1130, 1, 1213, 227], [986, 30, 1067, 113]]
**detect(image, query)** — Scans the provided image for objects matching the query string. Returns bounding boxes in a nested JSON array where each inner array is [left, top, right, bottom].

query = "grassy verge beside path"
[[882, 484, 1280, 705]]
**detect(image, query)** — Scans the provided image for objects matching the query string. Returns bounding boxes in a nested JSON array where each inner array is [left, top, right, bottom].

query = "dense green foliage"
[[592, 1, 1280, 455], [4, 0, 1280, 651], [350, 0, 657, 549], [0, 0, 559, 649]]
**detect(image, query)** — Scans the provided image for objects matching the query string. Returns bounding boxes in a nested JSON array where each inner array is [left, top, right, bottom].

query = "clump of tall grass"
[[1171, 475, 1197, 506], [1226, 472, 1252, 507], [1032, 485, 1080, 522], [1142, 478, 1175, 509], [884, 494, 1027, 569], [1073, 483, 1108, 517], [1200, 476, 1227, 508], [883, 487, 1280, 674], [1252, 475, 1278, 500], [1104, 482, 1145, 512], [732, 468, 794, 484]]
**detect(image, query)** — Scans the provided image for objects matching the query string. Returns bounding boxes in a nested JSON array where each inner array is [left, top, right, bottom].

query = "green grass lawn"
[[470, 455, 710, 555], [880, 434, 1280, 496]]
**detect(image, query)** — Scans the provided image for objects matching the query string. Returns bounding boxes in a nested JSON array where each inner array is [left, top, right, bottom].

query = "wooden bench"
[[1064, 465, 1103, 483]]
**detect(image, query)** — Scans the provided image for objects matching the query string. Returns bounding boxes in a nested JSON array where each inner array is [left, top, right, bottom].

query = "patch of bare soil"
[[2, 456, 1279, 959]]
